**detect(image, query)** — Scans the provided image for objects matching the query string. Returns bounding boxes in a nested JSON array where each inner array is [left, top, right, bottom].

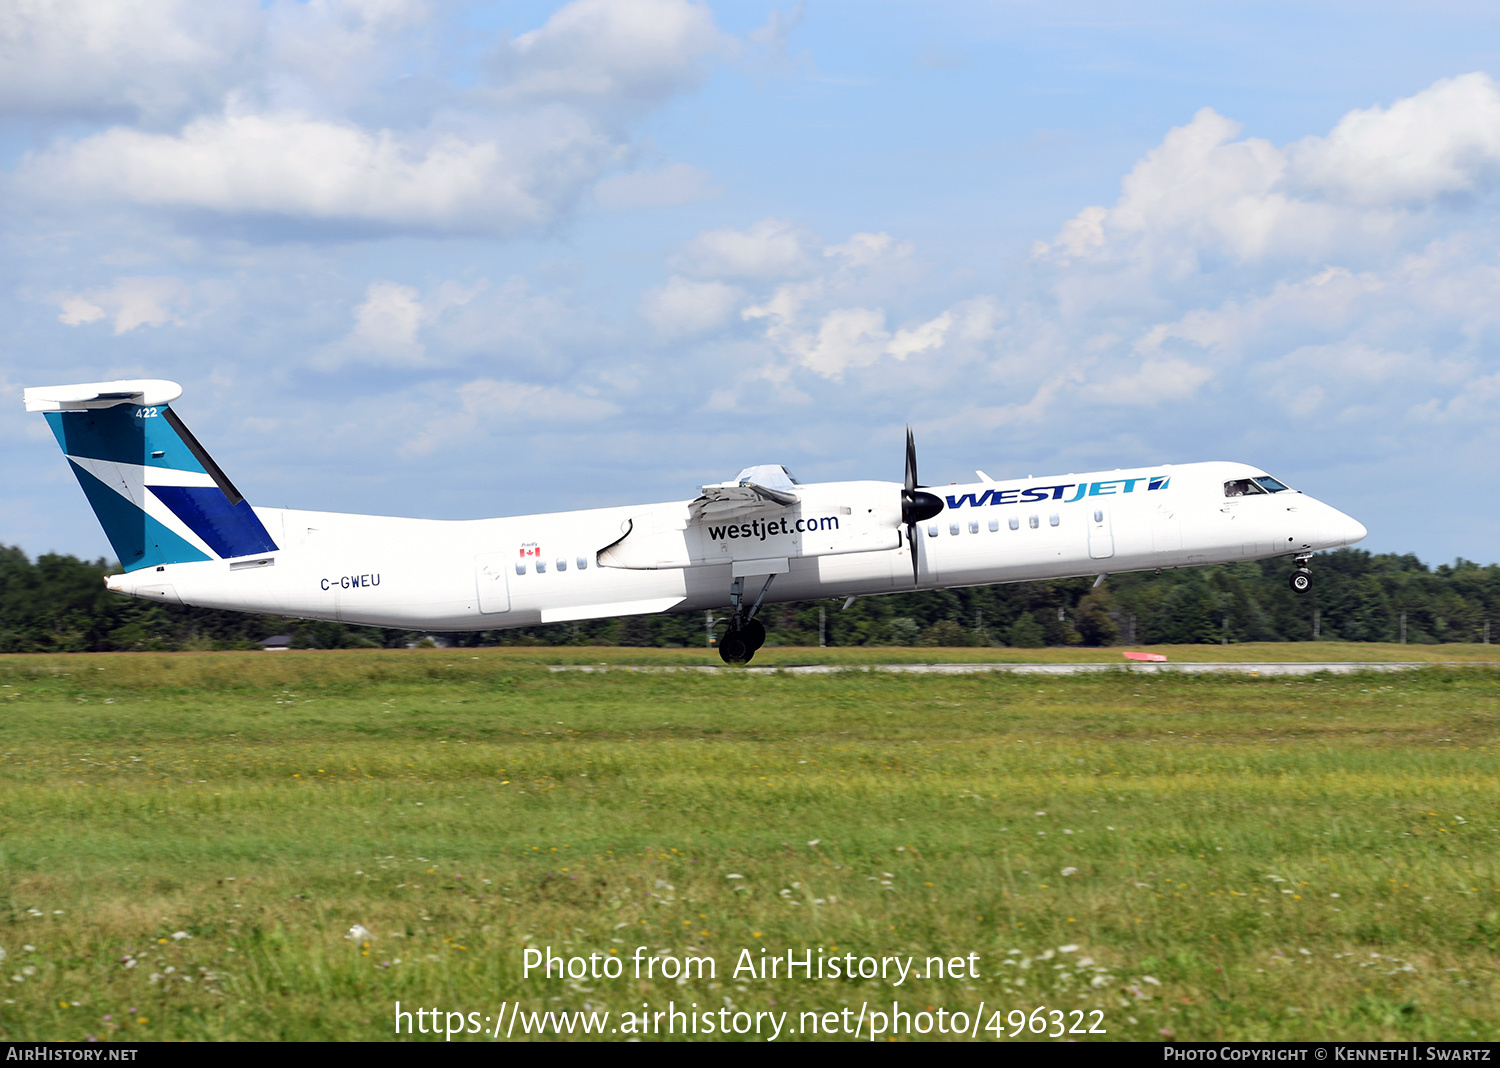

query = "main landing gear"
[[719, 574, 775, 665], [716, 426, 943, 664], [1288, 553, 1313, 593]]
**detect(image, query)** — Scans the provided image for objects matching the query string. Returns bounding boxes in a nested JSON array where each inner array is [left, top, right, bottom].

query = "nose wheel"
[[1287, 553, 1313, 593]]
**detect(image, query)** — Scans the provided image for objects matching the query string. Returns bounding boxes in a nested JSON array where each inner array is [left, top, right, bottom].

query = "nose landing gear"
[[1287, 553, 1313, 593]]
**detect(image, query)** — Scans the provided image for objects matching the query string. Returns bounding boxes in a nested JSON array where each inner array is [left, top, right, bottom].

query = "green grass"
[[0, 648, 1497, 1041]]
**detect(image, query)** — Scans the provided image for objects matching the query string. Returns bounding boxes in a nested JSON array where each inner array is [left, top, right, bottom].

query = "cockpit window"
[[1225, 475, 1293, 497]]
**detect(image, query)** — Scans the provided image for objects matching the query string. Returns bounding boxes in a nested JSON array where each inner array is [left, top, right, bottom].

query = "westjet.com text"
[[706, 516, 839, 542]]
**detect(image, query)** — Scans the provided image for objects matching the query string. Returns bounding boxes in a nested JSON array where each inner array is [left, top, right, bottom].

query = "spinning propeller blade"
[[900, 426, 944, 588]]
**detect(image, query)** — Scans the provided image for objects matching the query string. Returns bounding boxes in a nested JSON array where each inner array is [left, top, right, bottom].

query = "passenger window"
[[515, 562, 526, 575], [536, 560, 547, 573], [1049, 513, 1059, 527], [968, 521, 979, 534], [1008, 516, 1019, 531], [1028, 514, 1039, 529], [949, 523, 960, 536], [1094, 509, 1103, 523], [988, 519, 999, 532], [927, 524, 939, 537], [556, 558, 567, 572], [577, 555, 589, 570]]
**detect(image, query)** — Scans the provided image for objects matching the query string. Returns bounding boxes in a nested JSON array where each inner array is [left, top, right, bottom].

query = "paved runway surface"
[[549, 661, 1495, 676]]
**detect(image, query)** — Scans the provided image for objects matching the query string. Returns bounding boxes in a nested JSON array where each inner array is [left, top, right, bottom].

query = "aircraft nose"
[[1329, 510, 1367, 547]]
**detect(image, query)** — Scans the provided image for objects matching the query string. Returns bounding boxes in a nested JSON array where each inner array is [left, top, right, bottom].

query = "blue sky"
[[4, 1, 1499, 565]]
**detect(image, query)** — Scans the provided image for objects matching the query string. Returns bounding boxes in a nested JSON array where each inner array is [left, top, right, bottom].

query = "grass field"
[[0, 646, 1496, 1042]]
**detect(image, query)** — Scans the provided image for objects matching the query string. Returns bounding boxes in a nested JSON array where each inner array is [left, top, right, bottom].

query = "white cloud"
[[1287, 73, 1500, 205], [1081, 357, 1214, 406], [491, 0, 723, 108], [1036, 107, 1333, 274], [674, 218, 819, 279], [744, 299, 970, 380], [1037, 74, 1500, 283], [714, 222, 989, 379], [887, 310, 955, 361], [266, 0, 431, 110], [56, 298, 106, 327], [825, 231, 913, 269], [1091, 249, 1490, 410], [1409, 369, 1500, 424], [0, 0, 437, 126], [9, 0, 736, 238], [0, 0, 261, 124], [346, 281, 427, 363], [403, 377, 619, 455], [989, 75, 1500, 437], [1270, 341, 1428, 386], [796, 307, 889, 377], [53, 276, 191, 334], [320, 279, 482, 368], [641, 276, 744, 338], [595, 163, 719, 210], [18, 107, 617, 234]]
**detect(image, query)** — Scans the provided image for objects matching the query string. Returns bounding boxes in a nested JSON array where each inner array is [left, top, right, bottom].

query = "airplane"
[[24, 378, 1368, 664]]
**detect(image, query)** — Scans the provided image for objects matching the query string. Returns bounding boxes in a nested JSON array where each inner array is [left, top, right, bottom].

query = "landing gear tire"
[[718, 632, 750, 665], [1288, 568, 1312, 593], [717, 619, 767, 665]]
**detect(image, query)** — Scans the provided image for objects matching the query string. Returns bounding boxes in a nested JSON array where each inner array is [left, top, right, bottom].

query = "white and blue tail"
[[25, 380, 277, 572]]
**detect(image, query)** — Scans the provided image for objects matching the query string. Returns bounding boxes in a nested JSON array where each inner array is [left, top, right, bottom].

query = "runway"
[[548, 661, 1495, 677]]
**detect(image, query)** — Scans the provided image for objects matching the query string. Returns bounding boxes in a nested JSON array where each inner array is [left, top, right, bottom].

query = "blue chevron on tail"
[[24, 380, 277, 571]]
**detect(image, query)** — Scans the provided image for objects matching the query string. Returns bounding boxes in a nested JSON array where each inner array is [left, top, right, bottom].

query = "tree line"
[[0, 545, 1494, 653]]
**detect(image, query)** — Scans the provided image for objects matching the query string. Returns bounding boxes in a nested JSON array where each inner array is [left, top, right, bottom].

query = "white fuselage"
[[107, 460, 1367, 630]]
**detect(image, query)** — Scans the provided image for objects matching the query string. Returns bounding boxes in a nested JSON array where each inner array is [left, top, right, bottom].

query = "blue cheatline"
[[67, 460, 211, 571], [149, 485, 277, 559]]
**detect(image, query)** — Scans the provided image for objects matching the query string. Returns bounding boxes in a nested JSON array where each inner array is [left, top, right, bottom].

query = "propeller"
[[900, 426, 944, 587]]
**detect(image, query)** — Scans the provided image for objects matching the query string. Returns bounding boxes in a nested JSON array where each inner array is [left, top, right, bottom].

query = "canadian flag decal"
[[519, 545, 541, 558]]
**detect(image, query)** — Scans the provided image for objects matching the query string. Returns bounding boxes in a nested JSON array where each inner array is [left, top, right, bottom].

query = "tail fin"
[[24, 379, 278, 571]]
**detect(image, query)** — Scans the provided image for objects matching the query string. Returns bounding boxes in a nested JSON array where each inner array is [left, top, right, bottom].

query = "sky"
[[3, 0, 1499, 566]]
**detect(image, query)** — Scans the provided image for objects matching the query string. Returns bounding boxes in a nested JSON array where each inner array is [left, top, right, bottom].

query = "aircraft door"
[[1088, 507, 1114, 560], [474, 552, 512, 614]]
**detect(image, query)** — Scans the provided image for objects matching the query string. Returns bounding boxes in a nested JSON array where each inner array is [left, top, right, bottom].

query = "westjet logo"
[[946, 475, 1170, 510], [707, 516, 840, 542]]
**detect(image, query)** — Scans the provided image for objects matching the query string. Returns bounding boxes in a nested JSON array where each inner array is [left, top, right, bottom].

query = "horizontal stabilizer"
[[24, 379, 182, 412]]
